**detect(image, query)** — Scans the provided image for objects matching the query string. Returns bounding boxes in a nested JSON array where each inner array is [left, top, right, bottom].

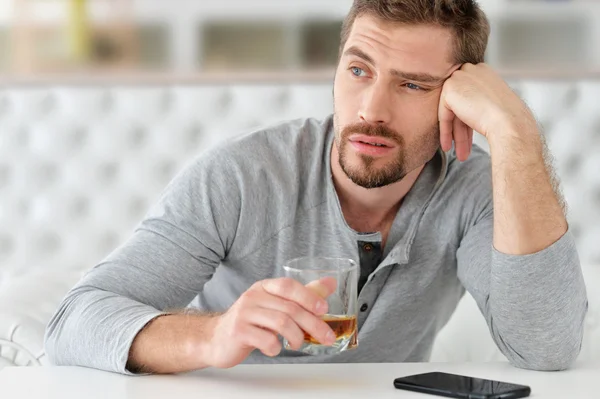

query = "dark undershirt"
[[357, 240, 383, 294]]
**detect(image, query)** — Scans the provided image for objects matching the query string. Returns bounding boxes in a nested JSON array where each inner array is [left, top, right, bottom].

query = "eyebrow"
[[343, 45, 447, 84]]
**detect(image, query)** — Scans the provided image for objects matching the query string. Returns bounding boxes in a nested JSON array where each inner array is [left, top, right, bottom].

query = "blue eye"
[[351, 67, 366, 77], [405, 83, 422, 91]]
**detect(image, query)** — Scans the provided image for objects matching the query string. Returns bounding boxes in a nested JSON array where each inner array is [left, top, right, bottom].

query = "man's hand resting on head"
[[126, 277, 337, 374], [438, 62, 567, 255], [438, 62, 538, 162]]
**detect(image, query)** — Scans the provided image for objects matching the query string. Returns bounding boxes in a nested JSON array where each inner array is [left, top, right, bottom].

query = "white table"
[[0, 362, 598, 398]]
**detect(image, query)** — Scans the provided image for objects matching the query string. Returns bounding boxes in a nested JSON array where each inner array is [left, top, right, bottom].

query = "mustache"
[[341, 123, 403, 145]]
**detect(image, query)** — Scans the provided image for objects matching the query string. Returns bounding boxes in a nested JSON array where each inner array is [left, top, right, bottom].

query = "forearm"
[[488, 125, 567, 255], [459, 218, 587, 370], [127, 312, 219, 374], [485, 125, 586, 370], [488, 230, 587, 370]]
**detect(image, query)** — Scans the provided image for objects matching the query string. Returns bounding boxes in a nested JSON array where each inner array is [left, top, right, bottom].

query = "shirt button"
[[360, 303, 369, 312], [363, 243, 373, 252]]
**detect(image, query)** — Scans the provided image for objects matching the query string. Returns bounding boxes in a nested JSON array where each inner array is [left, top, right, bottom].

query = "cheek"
[[397, 95, 440, 126], [333, 80, 358, 119], [392, 97, 440, 150]]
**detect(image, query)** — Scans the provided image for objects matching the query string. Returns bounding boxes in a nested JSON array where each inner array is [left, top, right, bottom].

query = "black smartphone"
[[393, 371, 531, 399]]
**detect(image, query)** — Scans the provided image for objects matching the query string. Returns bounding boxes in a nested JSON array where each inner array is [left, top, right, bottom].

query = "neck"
[[331, 143, 424, 233]]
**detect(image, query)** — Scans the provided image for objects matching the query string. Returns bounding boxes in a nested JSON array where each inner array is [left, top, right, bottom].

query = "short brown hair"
[[340, 0, 490, 65]]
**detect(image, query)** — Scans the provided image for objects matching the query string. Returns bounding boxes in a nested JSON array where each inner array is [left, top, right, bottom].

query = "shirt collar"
[[322, 115, 449, 265]]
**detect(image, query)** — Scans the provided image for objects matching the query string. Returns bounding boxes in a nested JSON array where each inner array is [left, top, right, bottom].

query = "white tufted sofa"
[[0, 79, 599, 369]]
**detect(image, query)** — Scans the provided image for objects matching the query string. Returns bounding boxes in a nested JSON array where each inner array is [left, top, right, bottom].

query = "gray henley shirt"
[[44, 115, 588, 374]]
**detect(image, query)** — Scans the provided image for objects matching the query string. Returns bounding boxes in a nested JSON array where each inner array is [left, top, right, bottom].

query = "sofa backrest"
[[0, 81, 599, 363], [1, 81, 599, 283]]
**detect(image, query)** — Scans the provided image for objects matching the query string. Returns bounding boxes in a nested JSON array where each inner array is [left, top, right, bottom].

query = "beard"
[[334, 115, 440, 189]]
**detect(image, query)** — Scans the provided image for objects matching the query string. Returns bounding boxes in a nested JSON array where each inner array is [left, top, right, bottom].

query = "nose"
[[358, 80, 392, 125]]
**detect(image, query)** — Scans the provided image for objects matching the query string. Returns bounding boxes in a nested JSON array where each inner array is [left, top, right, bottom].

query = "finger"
[[468, 127, 474, 155], [453, 117, 470, 162], [438, 96, 455, 152], [256, 292, 336, 346], [242, 325, 282, 357], [305, 276, 337, 299], [261, 278, 329, 316], [247, 308, 305, 350]]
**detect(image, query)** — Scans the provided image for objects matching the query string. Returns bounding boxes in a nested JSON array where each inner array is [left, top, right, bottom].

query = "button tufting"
[[129, 126, 147, 149], [563, 86, 580, 109], [160, 90, 173, 114], [32, 162, 58, 186], [17, 199, 30, 218], [99, 91, 114, 115], [0, 234, 13, 256], [157, 160, 176, 182], [187, 124, 204, 147], [275, 89, 290, 112], [39, 93, 57, 116], [593, 119, 600, 139], [70, 197, 89, 219], [0, 164, 9, 188], [17, 126, 29, 148], [98, 162, 119, 184], [100, 231, 120, 255], [564, 156, 581, 177], [129, 197, 147, 219], [0, 95, 8, 117], [35, 231, 60, 255], [70, 127, 88, 149], [218, 90, 233, 114]]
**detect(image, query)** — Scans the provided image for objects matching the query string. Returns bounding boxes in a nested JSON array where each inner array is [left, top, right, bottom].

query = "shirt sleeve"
[[44, 151, 242, 374], [456, 203, 588, 371]]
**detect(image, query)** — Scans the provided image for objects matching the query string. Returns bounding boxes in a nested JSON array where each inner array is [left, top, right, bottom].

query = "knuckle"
[[233, 322, 248, 337], [277, 278, 296, 294], [237, 294, 251, 309], [268, 335, 281, 351], [317, 318, 332, 336], [229, 322, 244, 340], [302, 315, 318, 333], [275, 314, 292, 331], [283, 301, 302, 318], [230, 313, 246, 332], [445, 78, 458, 92], [244, 288, 258, 300], [240, 288, 260, 306], [249, 281, 264, 293]]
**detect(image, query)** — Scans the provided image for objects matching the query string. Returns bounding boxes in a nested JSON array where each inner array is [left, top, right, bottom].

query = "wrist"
[[186, 312, 220, 369], [487, 109, 539, 145], [487, 118, 542, 155]]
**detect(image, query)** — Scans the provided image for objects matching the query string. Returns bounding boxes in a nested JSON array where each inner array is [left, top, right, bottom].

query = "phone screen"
[[393, 372, 531, 399]]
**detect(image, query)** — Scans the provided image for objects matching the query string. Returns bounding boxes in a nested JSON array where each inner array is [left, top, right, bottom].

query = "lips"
[[349, 140, 395, 157], [348, 134, 396, 148]]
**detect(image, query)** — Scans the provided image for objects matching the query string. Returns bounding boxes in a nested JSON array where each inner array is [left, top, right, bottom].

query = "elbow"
[[498, 291, 589, 372], [506, 329, 585, 372], [43, 284, 102, 367], [511, 346, 581, 372]]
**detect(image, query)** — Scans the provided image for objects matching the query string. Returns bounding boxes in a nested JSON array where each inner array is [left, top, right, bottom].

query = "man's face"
[[334, 15, 457, 189]]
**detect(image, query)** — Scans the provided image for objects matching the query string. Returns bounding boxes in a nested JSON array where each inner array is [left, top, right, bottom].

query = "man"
[[45, 0, 588, 375]]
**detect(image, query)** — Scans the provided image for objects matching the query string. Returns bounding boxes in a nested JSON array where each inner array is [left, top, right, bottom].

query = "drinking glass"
[[282, 257, 358, 355]]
